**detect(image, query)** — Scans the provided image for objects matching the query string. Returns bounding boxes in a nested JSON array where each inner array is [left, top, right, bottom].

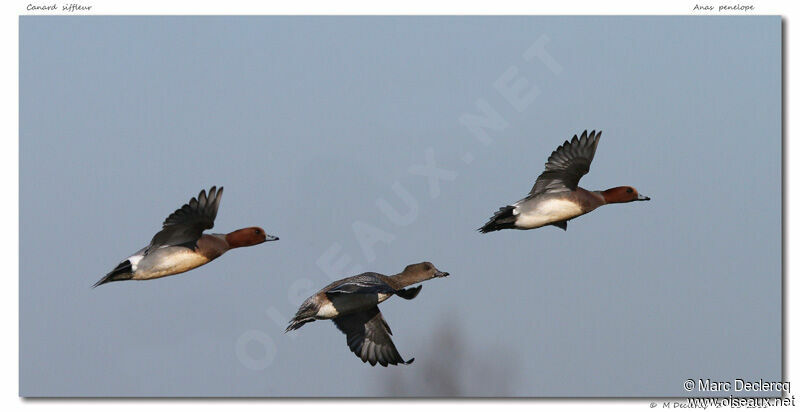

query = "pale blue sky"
[[20, 16, 781, 396]]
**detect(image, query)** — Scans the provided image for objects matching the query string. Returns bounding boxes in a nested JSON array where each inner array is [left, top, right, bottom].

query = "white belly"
[[317, 293, 384, 319], [133, 248, 210, 280], [514, 199, 584, 229], [316, 302, 340, 318]]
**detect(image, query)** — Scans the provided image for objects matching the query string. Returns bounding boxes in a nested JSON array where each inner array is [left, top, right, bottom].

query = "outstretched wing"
[[147, 186, 223, 251], [394, 285, 422, 300], [333, 306, 414, 367], [528, 130, 601, 197], [325, 273, 396, 296]]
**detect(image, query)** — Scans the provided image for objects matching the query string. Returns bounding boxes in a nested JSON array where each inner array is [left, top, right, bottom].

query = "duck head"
[[226, 227, 279, 248], [601, 186, 650, 204]]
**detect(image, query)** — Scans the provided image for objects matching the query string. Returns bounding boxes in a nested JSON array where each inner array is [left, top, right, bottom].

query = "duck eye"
[[626, 188, 633, 193]]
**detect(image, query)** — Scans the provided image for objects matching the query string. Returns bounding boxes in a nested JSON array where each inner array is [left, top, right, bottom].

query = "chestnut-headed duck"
[[93, 186, 278, 287], [479, 130, 650, 233], [286, 262, 450, 367]]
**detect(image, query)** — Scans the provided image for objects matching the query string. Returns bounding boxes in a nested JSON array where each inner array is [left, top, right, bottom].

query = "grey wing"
[[528, 130, 601, 197], [147, 186, 223, 251], [325, 273, 396, 296], [332, 306, 414, 366]]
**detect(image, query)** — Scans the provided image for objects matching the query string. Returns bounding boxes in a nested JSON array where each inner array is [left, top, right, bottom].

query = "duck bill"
[[434, 270, 450, 278], [266, 234, 280, 241], [637, 194, 650, 201]]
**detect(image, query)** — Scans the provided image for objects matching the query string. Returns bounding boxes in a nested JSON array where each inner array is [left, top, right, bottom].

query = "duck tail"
[[285, 317, 315, 332], [286, 298, 318, 332], [478, 205, 517, 233], [93, 260, 133, 288]]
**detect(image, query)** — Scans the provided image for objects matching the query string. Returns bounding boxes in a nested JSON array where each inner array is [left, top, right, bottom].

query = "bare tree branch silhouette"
[[380, 314, 519, 397]]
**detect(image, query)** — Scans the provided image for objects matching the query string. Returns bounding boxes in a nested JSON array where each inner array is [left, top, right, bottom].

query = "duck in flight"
[[479, 130, 650, 233], [94, 186, 278, 287], [286, 262, 450, 367]]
